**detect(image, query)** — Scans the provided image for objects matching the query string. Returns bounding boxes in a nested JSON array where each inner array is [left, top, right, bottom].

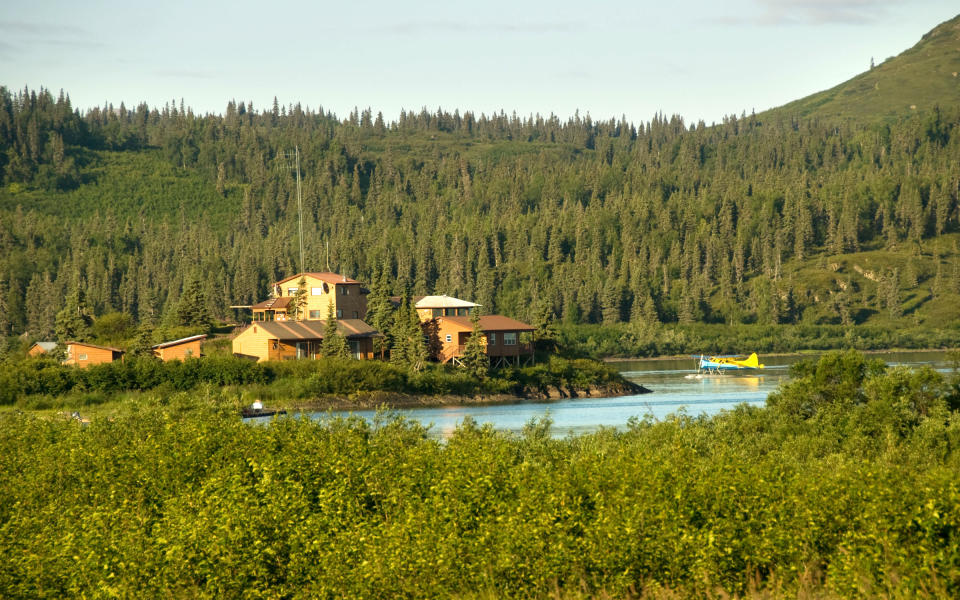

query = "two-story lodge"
[[233, 272, 377, 362]]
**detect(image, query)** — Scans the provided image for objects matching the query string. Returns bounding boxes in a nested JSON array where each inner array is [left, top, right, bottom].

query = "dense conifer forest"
[[2, 16, 960, 353]]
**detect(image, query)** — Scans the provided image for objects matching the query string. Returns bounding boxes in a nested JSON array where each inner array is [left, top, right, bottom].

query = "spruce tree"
[[461, 310, 489, 378], [175, 276, 212, 329], [289, 276, 308, 321], [321, 301, 350, 359], [532, 299, 557, 352], [390, 294, 427, 371], [128, 324, 157, 358], [884, 268, 902, 318], [405, 296, 428, 371], [0, 275, 9, 338], [365, 268, 393, 359], [54, 289, 93, 343]]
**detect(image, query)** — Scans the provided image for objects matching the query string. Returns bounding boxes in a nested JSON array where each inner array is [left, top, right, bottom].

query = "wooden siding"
[[415, 306, 473, 322], [231, 324, 376, 363], [271, 274, 368, 321], [64, 343, 122, 368], [430, 320, 533, 363], [153, 339, 203, 361]]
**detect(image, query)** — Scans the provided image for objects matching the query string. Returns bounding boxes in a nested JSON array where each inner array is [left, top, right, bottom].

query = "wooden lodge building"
[[232, 319, 378, 362], [412, 295, 535, 367], [234, 272, 378, 362], [430, 314, 535, 367], [250, 273, 367, 323]]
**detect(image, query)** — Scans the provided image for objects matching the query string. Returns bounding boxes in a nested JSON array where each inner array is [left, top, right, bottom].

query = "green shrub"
[[2, 369, 960, 598]]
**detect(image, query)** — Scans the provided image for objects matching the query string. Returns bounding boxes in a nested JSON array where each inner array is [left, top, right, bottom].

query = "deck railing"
[[440, 342, 533, 363]]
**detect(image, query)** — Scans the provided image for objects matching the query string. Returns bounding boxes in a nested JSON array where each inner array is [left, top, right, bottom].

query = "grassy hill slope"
[[770, 14, 960, 122]]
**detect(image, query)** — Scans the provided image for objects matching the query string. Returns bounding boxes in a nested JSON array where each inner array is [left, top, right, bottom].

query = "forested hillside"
[[1, 16, 960, 346]]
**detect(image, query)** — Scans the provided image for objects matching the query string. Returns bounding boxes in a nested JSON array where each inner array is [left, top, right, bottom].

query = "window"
[[503, 332, 517, 345], [457, 308, 468, 316], [78, 353, 88, 361], [265, 310, 275, 321], [340, 286, 349, 295], [352, 311, 359, 319], [311, 287, 323, 296], [287, 287, 298, 296], [309, 310, 322, 320], [432, 308, 442, 318], [487, 333, 496, 345], [336, 309, 343, 318], [444, 308, 455, 316], [445, 334, 452, 343], [253, 312, 263, 321]]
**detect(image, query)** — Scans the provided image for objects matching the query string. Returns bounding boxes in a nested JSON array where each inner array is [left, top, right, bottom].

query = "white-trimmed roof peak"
[[415, 295, 480, 309]]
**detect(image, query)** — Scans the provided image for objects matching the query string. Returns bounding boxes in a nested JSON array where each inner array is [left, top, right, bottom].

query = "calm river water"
[[310, 351, 953, 438]]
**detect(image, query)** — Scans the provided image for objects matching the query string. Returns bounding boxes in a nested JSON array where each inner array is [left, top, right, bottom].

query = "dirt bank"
[[288, 381, 652, 413]]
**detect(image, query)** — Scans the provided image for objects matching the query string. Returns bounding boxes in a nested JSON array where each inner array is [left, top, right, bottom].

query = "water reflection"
[[308, 350, 953, 438]]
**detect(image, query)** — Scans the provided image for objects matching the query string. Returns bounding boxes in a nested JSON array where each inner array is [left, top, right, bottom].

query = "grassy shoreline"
[[0, 354, 643, 417]]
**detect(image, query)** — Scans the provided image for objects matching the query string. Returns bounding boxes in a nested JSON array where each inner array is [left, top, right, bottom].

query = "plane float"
[[690, 352, 765, 376]]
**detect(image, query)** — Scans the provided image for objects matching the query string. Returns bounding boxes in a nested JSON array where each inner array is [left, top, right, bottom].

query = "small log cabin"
[[152, 334, 207, 361], [232, 319, 378, 362], [63, 342, 124, 368], [431, 315, 535, 368]]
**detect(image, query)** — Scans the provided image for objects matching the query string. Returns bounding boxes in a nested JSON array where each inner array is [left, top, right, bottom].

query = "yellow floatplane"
[[695, 352, 765, 374]]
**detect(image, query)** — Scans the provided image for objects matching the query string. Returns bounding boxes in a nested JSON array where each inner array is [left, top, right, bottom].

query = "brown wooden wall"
[[232, 325, 375, 362], [65, 345, 121, 368], [154, 340, 203, 361]]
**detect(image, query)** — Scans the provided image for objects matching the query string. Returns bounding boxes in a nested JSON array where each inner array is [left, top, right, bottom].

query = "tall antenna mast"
[[277, 147, 305, 274], [295, 145, 304, 274]]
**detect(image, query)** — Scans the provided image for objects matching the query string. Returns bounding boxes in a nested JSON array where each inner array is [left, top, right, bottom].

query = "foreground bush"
[[1, 352, 959, 598]]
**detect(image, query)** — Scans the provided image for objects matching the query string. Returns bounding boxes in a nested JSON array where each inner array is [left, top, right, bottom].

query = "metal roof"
[[415, 295, 481, 309], [439, 315, 534, 332], [65, 341, 125, 353], [152, 334, 208, 350], [250, 318, 379, 340], [251, 297, 293, 310], [274, 272, 361, 286], [30, 341, 58, 352]]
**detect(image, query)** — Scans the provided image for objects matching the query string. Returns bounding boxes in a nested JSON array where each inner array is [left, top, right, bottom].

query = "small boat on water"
[[694, 352, 765, 374], [241, 401, 287, 418]]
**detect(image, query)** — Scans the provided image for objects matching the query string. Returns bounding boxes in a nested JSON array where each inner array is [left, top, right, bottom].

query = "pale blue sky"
[[1, 0, 957, 125]]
